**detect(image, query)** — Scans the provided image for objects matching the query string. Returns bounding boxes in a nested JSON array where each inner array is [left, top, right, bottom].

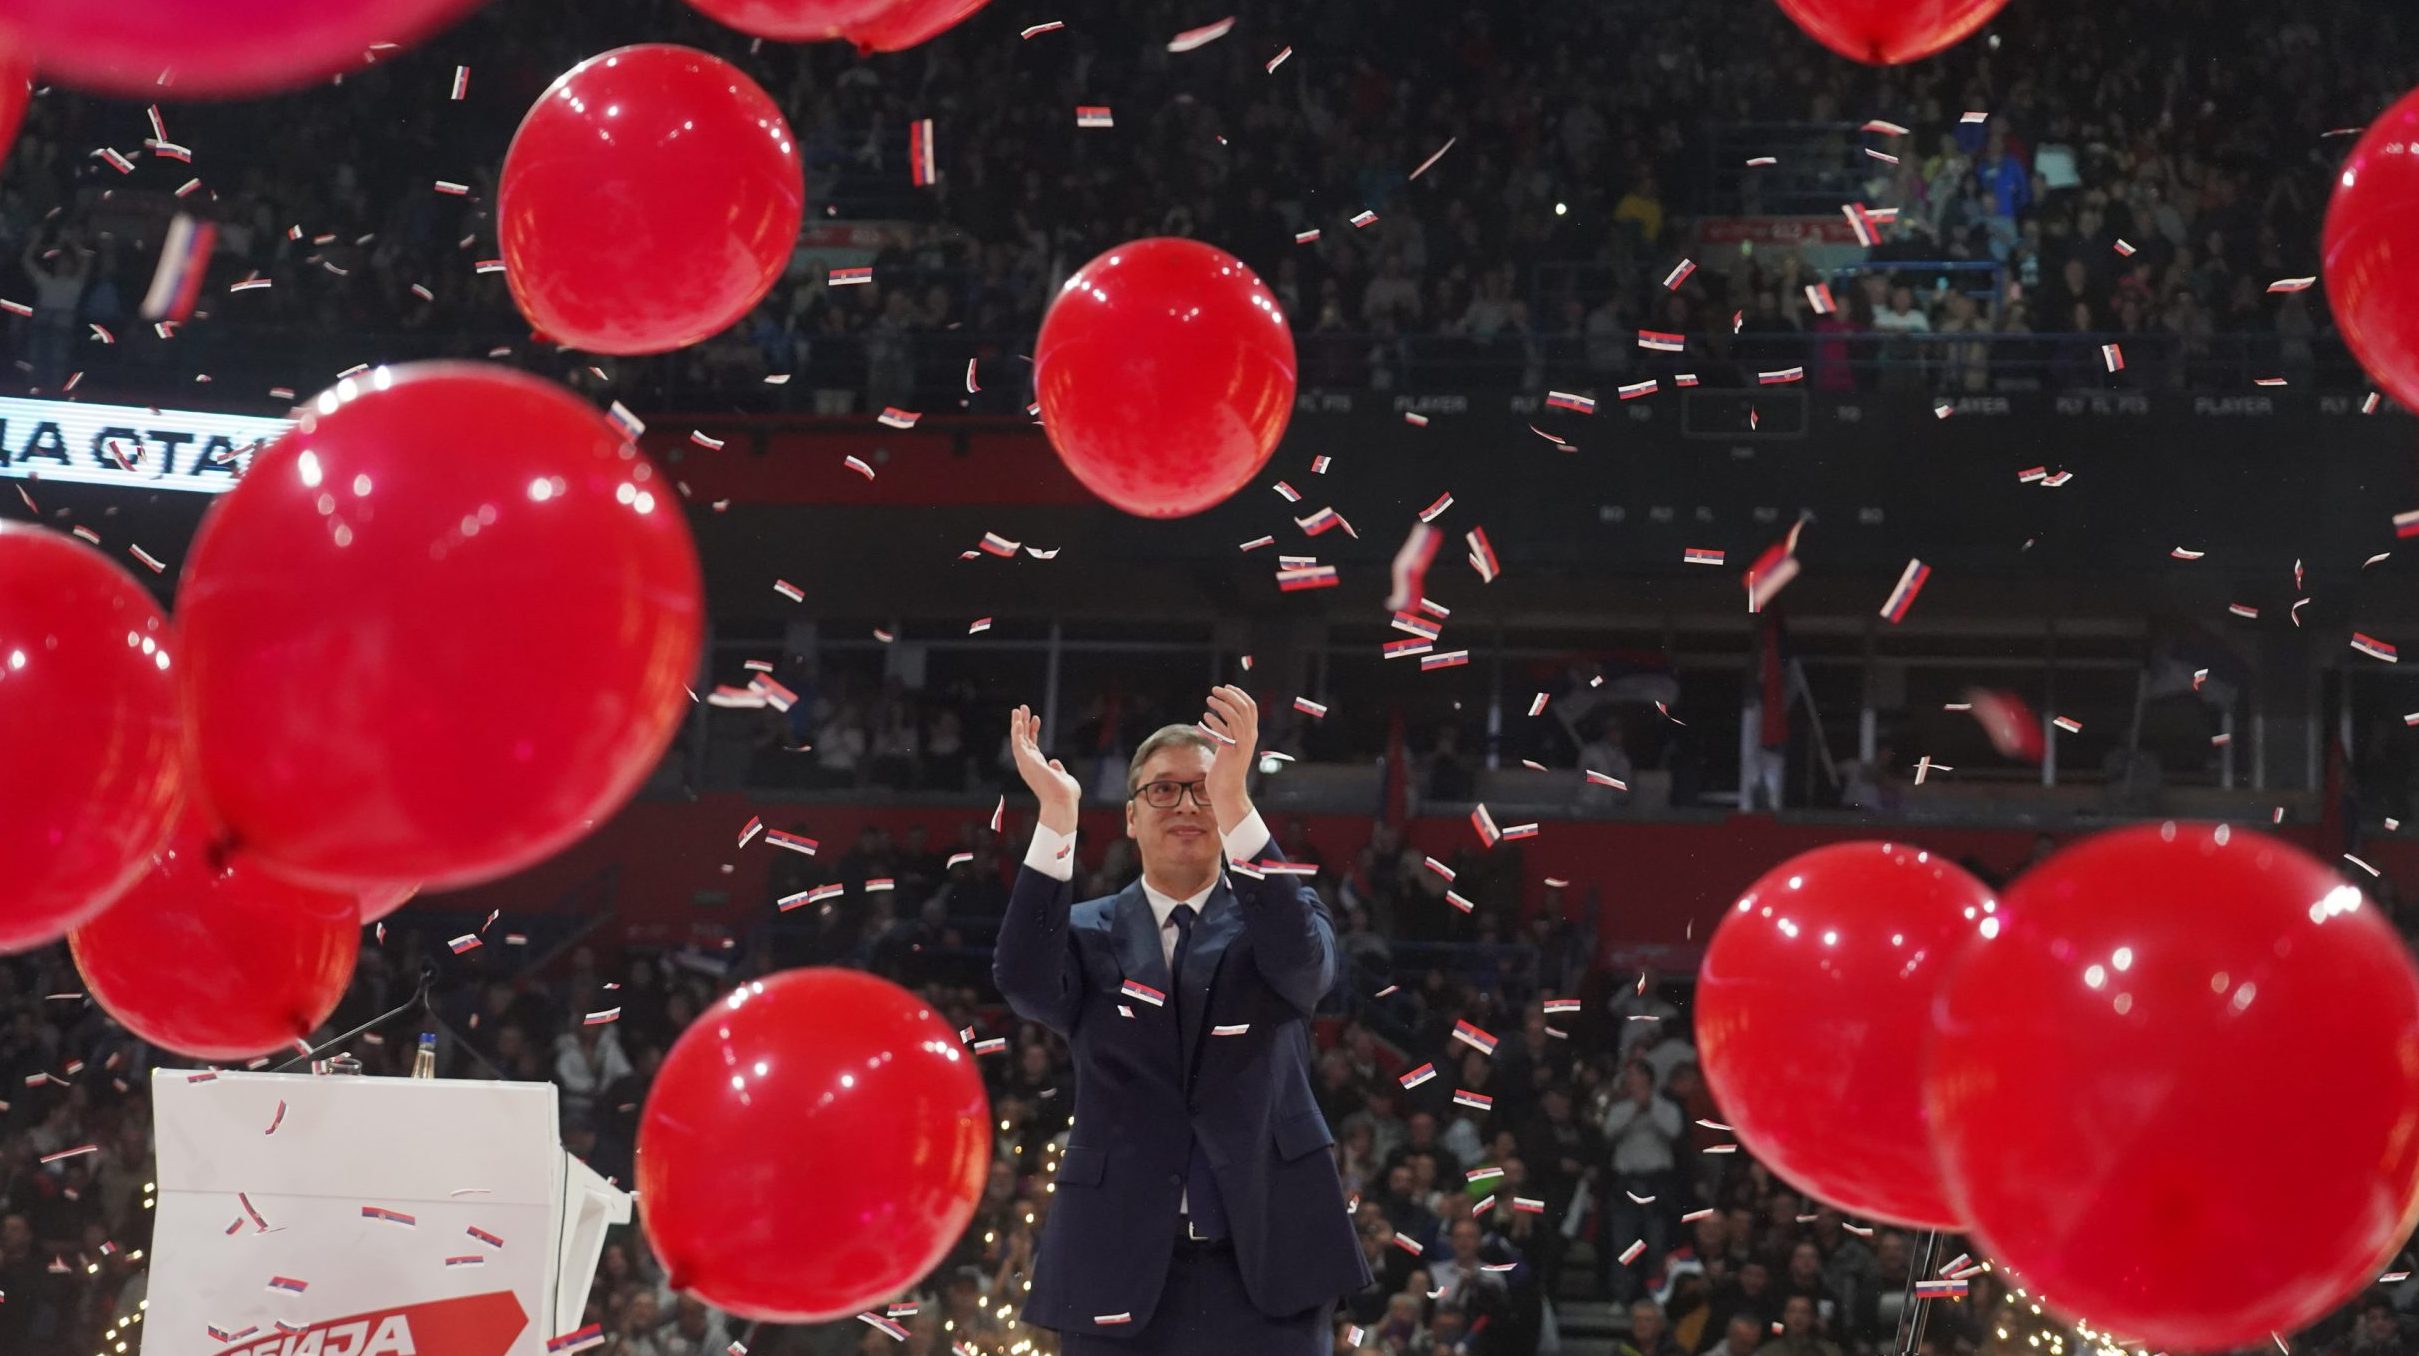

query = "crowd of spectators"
[[3, 0, 2415, 408], [7, 803, 2419, 1356]]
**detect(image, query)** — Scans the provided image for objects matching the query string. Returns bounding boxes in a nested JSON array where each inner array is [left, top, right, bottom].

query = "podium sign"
[[146, 1071, 629, 1355]]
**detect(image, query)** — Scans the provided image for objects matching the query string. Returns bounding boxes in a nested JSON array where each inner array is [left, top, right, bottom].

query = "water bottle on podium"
[[411, 1032, 437, 1079]]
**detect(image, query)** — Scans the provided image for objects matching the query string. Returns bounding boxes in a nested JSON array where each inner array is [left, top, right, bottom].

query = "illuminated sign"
[[0, 396, 293, 494]]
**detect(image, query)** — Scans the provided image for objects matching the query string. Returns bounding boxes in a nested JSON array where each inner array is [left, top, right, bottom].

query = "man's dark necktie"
[[1169, 903, 1229, 1239]]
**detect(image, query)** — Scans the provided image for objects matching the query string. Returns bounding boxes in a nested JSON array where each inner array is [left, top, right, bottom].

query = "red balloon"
[[0, 0, 482, 98], [1963, 686, 2045, 762], [500, 46, 804, 356], [71, 815, 358, 1061], [1927, 824, 2419, 1348], [1034, 237, 1296, 518], [359, 882, 420, 923], [0, 524, 183, 953], [638, 969, 991, 1322], [1697, 842, 1990, 1228], [177, 363, 703, 893], [1770, 0, 2008, 64], [683, 0, 989, 52], [0, 50, 30, 166], [2325, 86, 2419, 415]]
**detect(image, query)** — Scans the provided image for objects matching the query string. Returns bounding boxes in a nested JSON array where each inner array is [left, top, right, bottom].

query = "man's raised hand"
[[1010, 705, 1081, 833]]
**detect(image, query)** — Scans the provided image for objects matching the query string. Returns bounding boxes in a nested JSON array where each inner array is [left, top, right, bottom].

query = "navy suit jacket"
[[992, 845, 1373, 1335]]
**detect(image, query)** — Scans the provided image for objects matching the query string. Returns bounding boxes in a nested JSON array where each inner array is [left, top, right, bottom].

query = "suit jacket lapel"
[[1178, 874, 1247, 1083], [1109, 883, 1170, 1000]]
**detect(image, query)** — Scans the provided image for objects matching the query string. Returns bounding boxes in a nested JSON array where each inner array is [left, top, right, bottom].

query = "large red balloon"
[[500, 45, 804, 356], [2325, 86, 2419, 415], [1771, 0, 2008, 64], [684, 0, 990, 52], [0, 524, 183, 953], [1927, 824, 2419, 1349], [1034, 237, 1296, 518], [177, 363, 703, 893], [1697, 842, 1989, 1228], [0, 0, 482, 99], [0, 49, 30, 166], [359, 882, 420, 923], [638, 969, 991, 1322], [71, 815, 358, 1061]]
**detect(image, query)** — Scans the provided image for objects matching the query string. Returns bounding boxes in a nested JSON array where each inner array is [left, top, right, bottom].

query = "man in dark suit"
[[994, 686, 1372, 1354]]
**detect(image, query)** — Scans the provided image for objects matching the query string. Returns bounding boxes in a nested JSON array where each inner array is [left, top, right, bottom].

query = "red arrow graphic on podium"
[[211, 1289, 528, 1356]]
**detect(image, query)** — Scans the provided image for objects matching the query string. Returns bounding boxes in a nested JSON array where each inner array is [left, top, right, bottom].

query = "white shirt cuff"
[[1222, 809, 1272, 865], [1024, 823, 1076, 881]]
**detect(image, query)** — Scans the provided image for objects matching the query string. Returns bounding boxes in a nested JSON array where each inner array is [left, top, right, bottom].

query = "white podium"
[[145, 1070, 631, 1356]]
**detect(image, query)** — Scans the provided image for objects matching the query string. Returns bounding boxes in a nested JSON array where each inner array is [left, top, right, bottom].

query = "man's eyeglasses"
[[1131, 779, 1213, 810]]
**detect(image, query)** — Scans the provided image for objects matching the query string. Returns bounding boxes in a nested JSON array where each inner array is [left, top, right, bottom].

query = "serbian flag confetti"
[[1842, 203, 1881, 247], [1914, 1280, 1970, 1300], [1861, 118, 1909, 135], [448, 935, 482, 954], [1663, 259, 1697, 290], [468, 1225, 505, 1248], [1759, 366, 1804, 385], [1879, 559, 1930, 624], [858, 1314, 912, 1341], [1618, 379, 1658, 400], [1804, 282, 1837, 316], [1420, 650, 1470, 671], [2052, 716, 2083, 734], [765, 829, 819, 855], [1466, 526, 1500, 583], [1278, 564, 1339, 591], [1408, 137, 1455, 180], [1294, 697, 1328, 718], [1544, 998, 1582, 1014], [1418, 492, 1455, 523], [1423, 856, 1456, 881], [1452, 1020, 1499, 1056], [1399, 1063, 1437, 1090], [2268, 277, 2317, 294], [2395, 509, 2419, 539], [1076, 106, 1114, 128], [1021, 20, 1064, 37], [1467, 1166, 1505, 1185], [910, 118, 937, 186], [267, 1276, 310, 1295], [1683, 547, 1726, 566], [1452, 1089, 1494, 1111], [445, 1255, 485, 1267], [778, 884, 845, 913], [1352, 210, 1380, 228], [39, 1144, 98, 1164], [141, 215, 216, 324], [878, 407, 920, 430], [2229, 603, 2260, 620], [1119, 979, 1167, 1008], [1619, 1240, 1649, 1265], [1511, 1195, 1545, 1213], [1294, 227, 1320, 243], [264, 1100, 288, 1134], [1546, 390, 1596, 414], [2102, 343, 2125, 373], [360, 1206, 416, 1227], [451, 66, 470, 99], [584, 1009, 621, 1026], [1745, 155, 1777, 167], [1471, 802, 1501, 847], [1445, 890, 1476, 913], [1638, 330, 1685, 353], [1168, 15, 1236, 50], [549, 1326, 607, 1354], [2354, 633, 2400, 663]]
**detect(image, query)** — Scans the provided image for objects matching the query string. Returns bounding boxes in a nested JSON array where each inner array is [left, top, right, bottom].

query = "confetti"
[[548, 1326, 606, 1354], [468, 1225, 505, 1248], [773, 579, 804, 603], [1865, 148, 1900, 165], [1118, 979, 1167, 1007], [1638, 330, 1685, 353], [448, 935, 481, 954], [1351, 210, 1379, 228], [1399, 1062, 1437, 1089], [765, 829, 818, 855], [689, 431, 725, 451], [584, 1009, 620, 1026], [1266, 45, 1293, 71], [829, 267, 873, 286], [1620, 1240, 1649, 1265], [1745, 156, 1777, 167], [1020, 21, 1065, 38], [1168, 16, 1236, 51], [878, 407, 920, 430], [910, 118, 937, 186], [2268, 277, 2317, 294], [1841, 203, 1880, 247], [1452, 1019, 1499, 1056], [1408, 137, 1456, 180], [1663, 259, 1697, 290], [1403, 411, 1430, 426], [450, 66, 470, 99], [435, 180, 471, 196], [1452, 1089, 1494, 1111], [1759, 366, 1805, 385], [1075, 106, 1114, 129], [1683, 547, 1726, 566], [39, 1144, 98, 1164], [1277, 564, 1339, 591], [1880, 559, 1930, 624], [1466, 526, 1500, 583], [361, 1206, 415, 1226], [1294, 228, 1321, 244], [858, 1314, 912, 1341], [2354, 633, 2400, 663], [267, 1276, 310, 1295]]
